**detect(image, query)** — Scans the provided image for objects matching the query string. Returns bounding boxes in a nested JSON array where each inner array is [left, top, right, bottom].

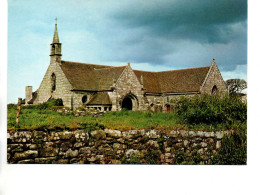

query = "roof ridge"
[[133, 65, 210, 73], [61, 60, 115, 67], [133, 69, 157, 73], [156, 66, 210, 73], [94, 66, 127, 71]]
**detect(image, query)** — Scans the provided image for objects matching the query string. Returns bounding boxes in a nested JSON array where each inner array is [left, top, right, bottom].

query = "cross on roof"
[[55, 17, 57, 24]]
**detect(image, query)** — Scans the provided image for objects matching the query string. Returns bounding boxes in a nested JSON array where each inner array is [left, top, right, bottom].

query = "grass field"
[[7, 95, 247, 132], [8, 107, 184, 131]]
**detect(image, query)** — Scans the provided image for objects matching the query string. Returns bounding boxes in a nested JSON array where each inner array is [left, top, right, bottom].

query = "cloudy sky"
[[8, 0, 247, 103]]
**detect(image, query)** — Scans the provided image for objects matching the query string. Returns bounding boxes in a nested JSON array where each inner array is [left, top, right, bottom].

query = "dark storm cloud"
[[112, 0, 247, 44], [95, 0, 247, 71]]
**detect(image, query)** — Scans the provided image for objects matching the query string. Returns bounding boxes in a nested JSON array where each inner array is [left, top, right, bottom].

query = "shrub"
[[144, 150, 160, 164], [122, 154, 140, 164], [211, 131, 247, 165], [23, 98, 63, 110], [171, 94, 247, 129], [7, 103, 16, 109]]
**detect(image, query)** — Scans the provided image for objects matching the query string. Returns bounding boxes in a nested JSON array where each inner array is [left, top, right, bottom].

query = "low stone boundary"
[[7, 129, 230, 164]]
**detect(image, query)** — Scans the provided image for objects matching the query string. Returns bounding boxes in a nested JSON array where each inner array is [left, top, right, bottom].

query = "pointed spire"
[[211, 58, 216, 66], [52, 18, 60, 43], [50, 17, 62, 61]]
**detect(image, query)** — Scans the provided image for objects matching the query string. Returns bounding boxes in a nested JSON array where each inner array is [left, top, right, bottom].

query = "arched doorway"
[[122, 96, 133, 110]]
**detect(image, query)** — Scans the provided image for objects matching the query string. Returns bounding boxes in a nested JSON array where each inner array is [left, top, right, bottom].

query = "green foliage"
[[100, 110, 180, 130], [171, 94, 247, 130], [211, 131, 247, 165], [7, 95, 246, 131], [121, 150, 160, 164], [23, 98, 63, 110], [77, 106, 86, 111], [174, 150, 203, 165], [122, 154, 140, 164], [7, 103, 16, 109], [144, 150, 160, 164], [80, 122, 105, 133], [225, 79, 247, 94], [157, 138, 165, 152]]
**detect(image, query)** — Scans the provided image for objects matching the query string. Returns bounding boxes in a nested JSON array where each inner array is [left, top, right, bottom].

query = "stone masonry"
[[8, 128, 230, 164]]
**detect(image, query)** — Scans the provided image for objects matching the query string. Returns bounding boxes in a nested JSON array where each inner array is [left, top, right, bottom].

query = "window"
[[212, 85, 218, 95], [82, 95, 88, 104], [51, 73, 56, 92]]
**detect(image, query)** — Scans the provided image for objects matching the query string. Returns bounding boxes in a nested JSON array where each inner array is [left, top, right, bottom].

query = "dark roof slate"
[[87, 92, 112, 105], [60, 60, 210, 93], [133, 66, 210, 93], [60, 61, 126, 91]]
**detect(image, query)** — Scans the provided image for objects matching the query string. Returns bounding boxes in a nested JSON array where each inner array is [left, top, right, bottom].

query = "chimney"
[[25, 86, 32, 104]]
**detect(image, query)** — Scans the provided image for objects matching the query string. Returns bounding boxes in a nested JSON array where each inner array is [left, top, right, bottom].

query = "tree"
[[225, 79, 247, 95]]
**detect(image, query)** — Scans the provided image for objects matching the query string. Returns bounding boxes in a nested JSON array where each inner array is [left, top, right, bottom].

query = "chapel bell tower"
[[50, 18, 62, 63]]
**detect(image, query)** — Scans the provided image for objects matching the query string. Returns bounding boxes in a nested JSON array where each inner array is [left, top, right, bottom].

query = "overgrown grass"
[[95, 110, 182, 131], [8, 106, 182, 131], [8, 95, 247, 131]]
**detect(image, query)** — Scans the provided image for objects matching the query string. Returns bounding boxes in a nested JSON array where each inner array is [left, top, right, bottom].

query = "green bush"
[[7, 103, 16, 109], [211, 131, 247, 165], [171, 95, 247, 129], [122, 154, 140, 164], [145, 150, 160, 164], [23, 98, 63, 110]]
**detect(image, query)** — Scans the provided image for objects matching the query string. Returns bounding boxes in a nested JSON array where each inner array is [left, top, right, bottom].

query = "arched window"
[[51, 73, 56, 92], [82, 95, 88, 104], [212, 85, 218, 95]]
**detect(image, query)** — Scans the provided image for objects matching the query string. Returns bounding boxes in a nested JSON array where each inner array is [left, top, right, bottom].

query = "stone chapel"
[[25, 23, 227, 112]]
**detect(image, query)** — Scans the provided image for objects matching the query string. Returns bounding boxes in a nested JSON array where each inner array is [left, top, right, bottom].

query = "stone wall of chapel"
[[200, 64, 228, 94], [71, 91, 95, 109], [146, 96, 164, 105], [112, 66, 145, 111], [146, 94, 197, 112], [33, 60, 73, 107], [163, 94, 197, 102]]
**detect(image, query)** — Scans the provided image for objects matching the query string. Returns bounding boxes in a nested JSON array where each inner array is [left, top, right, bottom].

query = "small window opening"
[[212, 85, 218, 95], [82, 95, 88, 104], [51, 73, 56, 92]]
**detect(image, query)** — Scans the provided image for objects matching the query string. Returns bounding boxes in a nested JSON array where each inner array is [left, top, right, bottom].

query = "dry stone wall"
[[7, 128, 230, 164]]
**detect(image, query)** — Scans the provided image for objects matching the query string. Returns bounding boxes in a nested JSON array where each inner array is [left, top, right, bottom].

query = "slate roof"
[[60, 61, 126, 91], [134, 66, 210, 93], [60, 60, 210, 94], [87, 92, 112, 105]]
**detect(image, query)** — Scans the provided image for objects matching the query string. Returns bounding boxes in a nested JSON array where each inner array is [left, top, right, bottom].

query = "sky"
[[8, 0, 247, 103]]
